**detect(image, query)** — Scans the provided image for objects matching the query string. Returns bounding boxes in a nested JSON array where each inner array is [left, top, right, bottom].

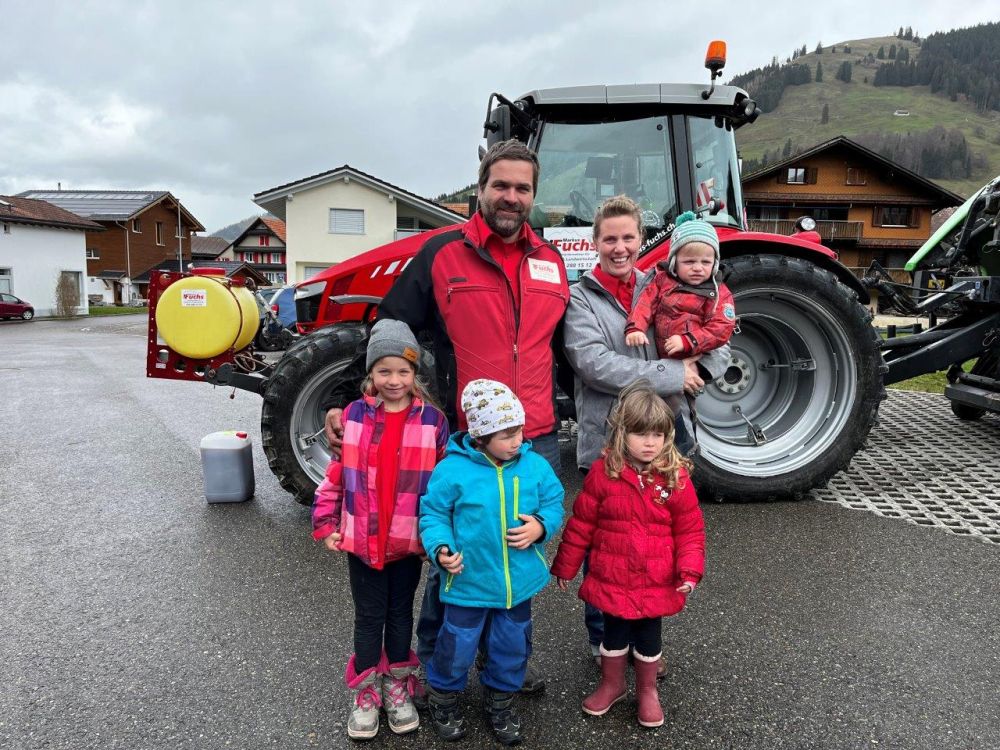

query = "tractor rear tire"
[[693, 254, 887, 501], [261, 323, 368, 505]]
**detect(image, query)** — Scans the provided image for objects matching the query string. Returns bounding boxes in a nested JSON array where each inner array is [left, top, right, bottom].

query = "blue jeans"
[[416, 431, 560, 666], [426, 600, 532, 693]]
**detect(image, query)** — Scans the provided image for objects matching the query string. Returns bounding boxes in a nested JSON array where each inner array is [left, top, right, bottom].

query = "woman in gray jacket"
[[562, 195, 731, 668], [564, 195, 731, 471]]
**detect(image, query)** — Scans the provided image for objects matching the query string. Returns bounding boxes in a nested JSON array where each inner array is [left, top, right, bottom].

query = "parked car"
[[0, 293, 34, 320]]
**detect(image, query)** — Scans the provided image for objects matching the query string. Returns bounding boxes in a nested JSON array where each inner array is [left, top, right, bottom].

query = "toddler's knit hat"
[[366, 319, 421, 371], [667, 211, 720, 276], [460, 379, 525, 438]]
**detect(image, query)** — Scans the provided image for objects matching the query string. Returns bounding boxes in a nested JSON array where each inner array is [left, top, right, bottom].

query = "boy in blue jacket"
[[419, 379, 564, 745]]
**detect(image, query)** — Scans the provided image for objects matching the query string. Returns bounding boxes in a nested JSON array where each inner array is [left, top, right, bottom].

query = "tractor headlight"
[[795, 216, 817, 232]]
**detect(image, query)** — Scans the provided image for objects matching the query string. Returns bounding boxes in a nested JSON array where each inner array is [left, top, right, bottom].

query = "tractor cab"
[[483, 73, 758, 275]]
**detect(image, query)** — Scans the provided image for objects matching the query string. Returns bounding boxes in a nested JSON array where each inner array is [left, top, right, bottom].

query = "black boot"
[[427, 686, 466, 741], [482, 689, 523, 746]]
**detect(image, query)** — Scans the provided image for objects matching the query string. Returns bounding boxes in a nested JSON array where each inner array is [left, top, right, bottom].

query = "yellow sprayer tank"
[[155, 269, 259, 359]]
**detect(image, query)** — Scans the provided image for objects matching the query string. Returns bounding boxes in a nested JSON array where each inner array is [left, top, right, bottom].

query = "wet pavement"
[[2, 315, 998, 749]]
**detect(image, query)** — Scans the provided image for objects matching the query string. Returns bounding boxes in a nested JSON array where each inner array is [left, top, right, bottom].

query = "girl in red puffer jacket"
[[550, 381, 705, 728]]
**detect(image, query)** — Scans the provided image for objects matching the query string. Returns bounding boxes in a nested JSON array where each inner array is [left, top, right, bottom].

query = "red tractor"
[[148, 43, 886, 504]]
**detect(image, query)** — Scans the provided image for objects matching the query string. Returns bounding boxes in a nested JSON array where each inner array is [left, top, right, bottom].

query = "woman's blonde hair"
[[592, 194, 644, 243], [604, 380, 690, 488], [361, 357, 440, 410]]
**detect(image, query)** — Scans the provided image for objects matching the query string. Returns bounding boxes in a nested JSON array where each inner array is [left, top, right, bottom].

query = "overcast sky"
[[1, 1, 996, 232]]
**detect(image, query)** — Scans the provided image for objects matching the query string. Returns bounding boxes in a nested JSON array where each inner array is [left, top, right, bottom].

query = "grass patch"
[[887, 357, 975, 394], [88, 306, 147, 317]]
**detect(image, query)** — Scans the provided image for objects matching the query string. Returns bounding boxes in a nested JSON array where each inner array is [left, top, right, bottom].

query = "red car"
[[0, 293, 34, 320]]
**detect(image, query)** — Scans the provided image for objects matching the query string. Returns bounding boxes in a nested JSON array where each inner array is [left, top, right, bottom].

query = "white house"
[[252, 165, 464, 282], [0, 196, 101, 317]]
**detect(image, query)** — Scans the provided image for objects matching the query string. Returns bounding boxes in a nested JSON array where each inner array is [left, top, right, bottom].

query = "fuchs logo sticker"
[[181, 289, 208, 307], [723, 303, 735, 320], [527, 258, 560, 283]]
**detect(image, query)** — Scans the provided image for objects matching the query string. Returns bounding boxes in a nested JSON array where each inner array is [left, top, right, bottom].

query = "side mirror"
[[484, 104, 512, 148]]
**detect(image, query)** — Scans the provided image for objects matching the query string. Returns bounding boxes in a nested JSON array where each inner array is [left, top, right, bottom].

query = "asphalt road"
[[2, 315, 998, 750]]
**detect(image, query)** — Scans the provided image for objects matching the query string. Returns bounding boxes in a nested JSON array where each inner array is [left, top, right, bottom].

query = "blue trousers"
[[426, 599, 532, 693], [416, 431, 562, 664]]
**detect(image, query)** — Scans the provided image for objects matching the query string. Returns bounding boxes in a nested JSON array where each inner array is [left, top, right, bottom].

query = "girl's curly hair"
[[603, 380, 690, 489]]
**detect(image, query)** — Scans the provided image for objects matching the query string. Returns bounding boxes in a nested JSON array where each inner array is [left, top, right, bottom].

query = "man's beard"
[[481, 199, 529, 238]]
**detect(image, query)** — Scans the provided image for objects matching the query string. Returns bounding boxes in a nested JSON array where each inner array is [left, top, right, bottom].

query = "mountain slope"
[[733, 33, 1000, 199]]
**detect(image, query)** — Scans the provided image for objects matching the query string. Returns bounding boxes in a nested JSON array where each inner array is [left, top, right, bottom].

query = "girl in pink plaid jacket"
[[311, 319, 449, 740]]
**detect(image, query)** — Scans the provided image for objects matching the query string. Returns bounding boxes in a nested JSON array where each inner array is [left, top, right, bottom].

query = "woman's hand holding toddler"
[[663, 334, 685, 356]]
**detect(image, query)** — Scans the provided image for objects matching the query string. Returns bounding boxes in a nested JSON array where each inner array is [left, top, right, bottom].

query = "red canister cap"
[[236, 431, 248, 439]]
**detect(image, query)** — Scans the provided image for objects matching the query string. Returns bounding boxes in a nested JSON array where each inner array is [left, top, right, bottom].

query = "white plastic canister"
[[200, 431, 255, 503]]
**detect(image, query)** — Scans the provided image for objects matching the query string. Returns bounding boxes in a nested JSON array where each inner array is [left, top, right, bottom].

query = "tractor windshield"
[[531, 114, 744, 234], [687, 114, 744, 230], [532, 116, 679, 231]]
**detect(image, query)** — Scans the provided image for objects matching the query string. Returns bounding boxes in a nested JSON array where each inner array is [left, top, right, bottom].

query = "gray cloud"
[[1, 0, 995, 230]]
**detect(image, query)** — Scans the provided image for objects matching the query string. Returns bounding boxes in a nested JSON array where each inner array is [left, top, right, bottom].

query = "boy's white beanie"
[[460, 379, 525, 438]]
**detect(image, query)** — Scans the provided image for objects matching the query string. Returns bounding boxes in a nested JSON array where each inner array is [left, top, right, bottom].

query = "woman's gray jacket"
[[563, 268, 731, 470]]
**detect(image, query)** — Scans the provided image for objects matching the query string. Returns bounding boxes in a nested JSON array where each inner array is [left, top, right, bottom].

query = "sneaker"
[[410, 664, 428, 712], [382, 667, 420, 734], [656, 654, 668, 681], [476, 653, 546, 695], [483, 689, 523, 746], [519, 661, 546, 695], [590, 643, 602, 670], [427, 686, 466, 742]]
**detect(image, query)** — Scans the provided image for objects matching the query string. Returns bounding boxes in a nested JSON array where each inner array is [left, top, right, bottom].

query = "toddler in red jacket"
[[551, 381, 705, 728], [625, 211, 735, 359]]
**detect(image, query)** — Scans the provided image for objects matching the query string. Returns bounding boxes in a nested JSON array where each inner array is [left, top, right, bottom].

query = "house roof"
[[253, 165, 465, 224], [231, 216, 287, 247], [191, 235, 230, 258], [186, 260, 270, 285], [260, 216, 286, 242], [741, 136, 964, 208], [0, 195, 103, 231], [440, 202, 471, 217], [16, 189, 206, 231]]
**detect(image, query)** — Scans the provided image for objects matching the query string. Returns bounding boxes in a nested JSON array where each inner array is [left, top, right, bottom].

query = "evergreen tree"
[[889, 44, 897, 59], [832, 45, 837, 54], [897, 26, 904, 38], [844, 45, 852, 54], [904, 26, 913, 40], [835, 61, 853, 83], [815, 41, 823, 53], [877, 45, 885, 60], [821, 103, 829, 123], [801, 44, 808, 57], [782, 138, 792, 158], [815, 61, 823, 82]]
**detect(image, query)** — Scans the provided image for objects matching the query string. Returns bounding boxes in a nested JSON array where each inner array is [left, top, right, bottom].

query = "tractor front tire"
[[261, 323, 368, 505], [693, 254, 887, 501]]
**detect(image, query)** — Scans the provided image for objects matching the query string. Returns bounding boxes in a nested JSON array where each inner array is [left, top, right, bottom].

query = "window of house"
[[132, 218, 141, 233], [258, 235, 270, 247], [846, 167, 867, 185], [2, 222, 10, 234], [779, 166, 817, 185], [329, 208, 365, 234], [271, 252, 282, 264], [86, 248, 100, 259], [155, 222, 164, 245], [873, 206, 915, 227], [0, 267, 12, 294]]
